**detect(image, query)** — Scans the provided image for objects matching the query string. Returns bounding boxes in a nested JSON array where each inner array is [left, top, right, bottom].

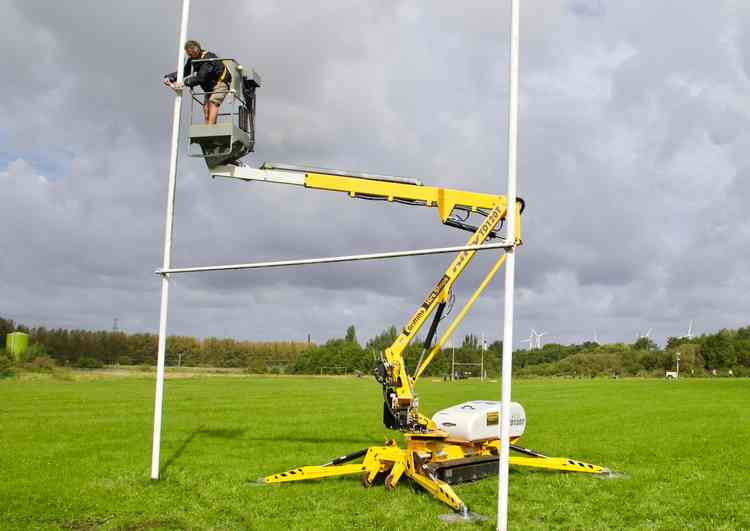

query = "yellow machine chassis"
[[208, 161, 611, 513], [264, 433, 608, 513]]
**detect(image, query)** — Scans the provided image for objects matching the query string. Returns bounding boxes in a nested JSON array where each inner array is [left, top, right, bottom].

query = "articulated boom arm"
[[210, 161, 523, 432]]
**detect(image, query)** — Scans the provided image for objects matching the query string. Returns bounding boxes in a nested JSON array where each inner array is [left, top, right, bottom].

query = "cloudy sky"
[[2, 0, 749, 348]]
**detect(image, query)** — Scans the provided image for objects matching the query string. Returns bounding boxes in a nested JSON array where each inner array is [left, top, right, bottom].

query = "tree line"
[[511, 329, 750, 377], [2, 315, 749, 377], [289, 326, 502, 377], [0, 316, 308, 371]]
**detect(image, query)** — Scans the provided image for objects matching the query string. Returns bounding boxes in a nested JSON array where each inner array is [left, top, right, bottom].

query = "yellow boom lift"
[[187, 65, 611, 516]]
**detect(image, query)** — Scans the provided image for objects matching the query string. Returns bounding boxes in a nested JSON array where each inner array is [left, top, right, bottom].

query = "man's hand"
[[164, 79, 184, 94]]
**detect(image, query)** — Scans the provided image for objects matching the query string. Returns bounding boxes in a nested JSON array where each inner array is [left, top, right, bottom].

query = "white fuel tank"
[[431, 401, 526, 442]]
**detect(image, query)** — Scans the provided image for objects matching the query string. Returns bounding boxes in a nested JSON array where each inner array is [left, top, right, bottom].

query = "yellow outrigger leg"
[[265, 441, 466, 512]]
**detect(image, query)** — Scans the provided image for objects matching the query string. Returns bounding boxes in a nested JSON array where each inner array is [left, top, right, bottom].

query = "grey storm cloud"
[[1, 0, 749, 347]]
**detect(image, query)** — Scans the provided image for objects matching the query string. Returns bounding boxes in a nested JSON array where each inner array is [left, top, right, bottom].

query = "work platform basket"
[[187, 58, 261, 167]]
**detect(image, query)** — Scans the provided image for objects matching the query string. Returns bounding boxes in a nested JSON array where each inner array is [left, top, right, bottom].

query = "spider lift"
[[186, 72, 611, 515]]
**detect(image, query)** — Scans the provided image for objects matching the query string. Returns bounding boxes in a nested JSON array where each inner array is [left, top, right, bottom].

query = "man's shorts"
[[205, 81, 229, 106]]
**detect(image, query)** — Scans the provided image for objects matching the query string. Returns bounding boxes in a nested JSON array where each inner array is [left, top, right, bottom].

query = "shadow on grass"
[[161, 426, 246, 475], [161, 427, 375, 475], [112, 517, 188, 530], [244, 434, 375, 445]]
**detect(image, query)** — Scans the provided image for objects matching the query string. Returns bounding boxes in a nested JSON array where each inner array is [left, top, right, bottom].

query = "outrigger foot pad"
[[438, 510, 488, 524], [597, 468, 626, 479]]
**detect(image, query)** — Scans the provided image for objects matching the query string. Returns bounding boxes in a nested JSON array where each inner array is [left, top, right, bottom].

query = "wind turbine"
[[639, 328, 652, 339], [534, 330, 548, 349], [593, 330, 600, 344], [520, 330, 535, 350], [684, 320, 694, 340]]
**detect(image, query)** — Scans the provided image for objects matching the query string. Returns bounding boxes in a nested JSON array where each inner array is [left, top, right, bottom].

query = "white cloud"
[[1, 0, 749, 347]]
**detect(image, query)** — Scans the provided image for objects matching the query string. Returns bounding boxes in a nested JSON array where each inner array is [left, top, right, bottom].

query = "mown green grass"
[[1, 374, 748, 530]]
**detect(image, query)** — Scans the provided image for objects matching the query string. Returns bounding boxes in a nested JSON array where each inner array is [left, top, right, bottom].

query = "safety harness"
[[201, 51, 228, 86]]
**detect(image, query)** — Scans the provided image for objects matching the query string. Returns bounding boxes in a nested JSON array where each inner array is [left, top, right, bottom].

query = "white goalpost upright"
[[497, 1, 520, 530], [150, 0, 191, 481]]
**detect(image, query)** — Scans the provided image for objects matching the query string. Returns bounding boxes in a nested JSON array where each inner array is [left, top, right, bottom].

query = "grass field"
[[1, 373, 749, 530]]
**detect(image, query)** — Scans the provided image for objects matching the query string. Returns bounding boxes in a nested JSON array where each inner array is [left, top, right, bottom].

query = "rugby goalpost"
[[151, 1, 520, 529], [452, 362, 482, 380], [319, 366, 347, 376]]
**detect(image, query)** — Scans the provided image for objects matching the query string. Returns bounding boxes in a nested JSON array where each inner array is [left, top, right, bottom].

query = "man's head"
[[184, 40, 202, 59]]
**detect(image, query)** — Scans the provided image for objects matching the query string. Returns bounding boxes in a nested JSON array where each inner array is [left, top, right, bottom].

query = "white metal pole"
[[451, 340, 455, 383], [157, 241, 513, 275], [498, 0, 520, 529], [481, 333, 485, 382], [151, 0, 190, 481]]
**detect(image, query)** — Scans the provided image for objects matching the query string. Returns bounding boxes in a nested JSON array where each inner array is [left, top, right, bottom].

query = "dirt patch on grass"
[[114, 517, 188, 530]]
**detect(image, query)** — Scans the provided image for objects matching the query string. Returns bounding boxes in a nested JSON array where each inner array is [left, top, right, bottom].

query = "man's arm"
[[164, 60, 191, 86]]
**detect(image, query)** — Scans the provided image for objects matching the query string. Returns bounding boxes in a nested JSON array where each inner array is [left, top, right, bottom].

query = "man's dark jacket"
[[166, 51, 231, 92]]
